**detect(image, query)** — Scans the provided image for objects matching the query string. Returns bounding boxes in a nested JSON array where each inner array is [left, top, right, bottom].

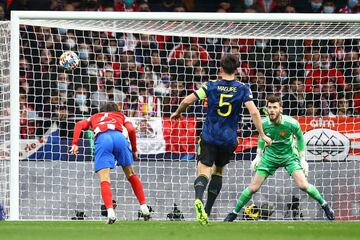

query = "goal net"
[[3, 12, 360, 221]]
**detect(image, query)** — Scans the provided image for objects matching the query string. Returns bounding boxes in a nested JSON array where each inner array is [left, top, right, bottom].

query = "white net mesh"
[[0, 21, 10, 220], [4, 15, 360, 220]]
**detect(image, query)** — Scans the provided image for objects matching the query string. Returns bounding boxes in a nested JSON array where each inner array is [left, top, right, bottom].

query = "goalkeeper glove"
[[250, 148, 263, 172], [299, 151, 308, 177]]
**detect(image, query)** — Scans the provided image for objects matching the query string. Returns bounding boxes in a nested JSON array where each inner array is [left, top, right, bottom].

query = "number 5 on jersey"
[[217, 94, 233, 117]]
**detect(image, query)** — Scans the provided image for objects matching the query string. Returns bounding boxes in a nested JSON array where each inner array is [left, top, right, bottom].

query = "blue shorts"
[[94, 130, 133, 172]]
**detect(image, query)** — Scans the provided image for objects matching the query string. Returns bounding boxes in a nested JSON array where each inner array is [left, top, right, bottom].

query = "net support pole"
[[9, 11, 20, 221]]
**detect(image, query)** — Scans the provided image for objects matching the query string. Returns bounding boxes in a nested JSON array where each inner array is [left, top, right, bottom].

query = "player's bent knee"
[[213, 166, 224, 176], [123, 165, 136, 179]]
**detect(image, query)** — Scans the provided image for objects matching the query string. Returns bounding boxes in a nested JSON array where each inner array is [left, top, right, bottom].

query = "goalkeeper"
[[224, 95, 335, 221]]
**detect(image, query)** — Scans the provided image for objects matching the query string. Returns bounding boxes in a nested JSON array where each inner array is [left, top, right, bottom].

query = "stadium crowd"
[[0, 0, 359, 140]]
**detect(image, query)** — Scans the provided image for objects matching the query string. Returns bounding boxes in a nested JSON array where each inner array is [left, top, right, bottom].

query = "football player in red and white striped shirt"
[[70, 102, 150, 224]]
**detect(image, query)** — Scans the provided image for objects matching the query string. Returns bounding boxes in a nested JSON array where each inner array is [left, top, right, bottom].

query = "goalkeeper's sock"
[[194, 175, 209, 202], [100, 181, 113, 209], [306, 184, 325, 205], [128, 174, 146, 205], [205, 174, 222, 216], [234, 187, 253, 213]]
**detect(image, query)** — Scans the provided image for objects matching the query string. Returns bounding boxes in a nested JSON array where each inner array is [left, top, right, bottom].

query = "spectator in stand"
[[282, 79, 306, 116], [308, 0, 324, 13], [272, 0, 292, 12], [20, 93, 36, 139], [106, 38, 119, 61], [322, 0, 336, 13], [352, 83, 360, 115], [68, 84, 93, 117], [162, 80, 187, 117], [305, 101, 319, 116], [56, 105, 75, 138], [305, 51, 346, 93], [272, 63, 289, 93], [64, 31, 77, 51], [136, 81, 160, 117], [339, 0, 359, 13], [173, 3, 187, 12], [135, 34, 157, 66], [0, 2, 6, 20], [317, 79, 337, 116], [138, 0, 151, 11], [216, 1, 232, 12], [284, 4, 296, 13], [345, 60, 360, 91], [233, 0, 262, 12], [336, 97, 352, 116], [91, 67, 126, 109], [257, 0, 278, 12], [63, 2, 76, 11], [114, 0, 139, 11], [331, 39, 346, 69], [249, 71, 272, 111], [52, 72, 73, 105], [154, 74, 171, 97], [168, 37, 211, 65], [302, 47, 321, 76]]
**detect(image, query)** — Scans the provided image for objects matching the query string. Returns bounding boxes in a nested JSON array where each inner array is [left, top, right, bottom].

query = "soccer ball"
[[59, 51, 80, 70]]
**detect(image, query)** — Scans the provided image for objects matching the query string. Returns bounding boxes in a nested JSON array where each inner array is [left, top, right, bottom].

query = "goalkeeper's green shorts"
[[255, 154, 303, 178]]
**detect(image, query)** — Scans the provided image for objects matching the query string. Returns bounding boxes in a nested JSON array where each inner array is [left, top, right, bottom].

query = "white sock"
[[107, 208, 116, 218], [140, 204, 149, 215]]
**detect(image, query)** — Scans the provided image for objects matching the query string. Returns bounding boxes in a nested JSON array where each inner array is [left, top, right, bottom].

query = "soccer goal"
[[2, 11, 359, 221]]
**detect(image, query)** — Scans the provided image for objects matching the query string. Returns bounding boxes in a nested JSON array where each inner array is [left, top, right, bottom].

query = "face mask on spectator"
[[107, 47, 117, 54], [356, 75, 360, 83], [67, 38, 76, 49], [323, 6, 335, 13], [27, 111, 37, 119], [311, 1, 322, 10], [123, 0, 134, 7], [255, 40, 267, 48], [244, 0, 254, 7], [57, 82, 68, 91], [321, 62, 330, 69], [349, 0, 358, 8], [58, 28, 67, 35], [79, 48, 89, 59], [75, 95, 87, 105], [276, 76, 288, 82]]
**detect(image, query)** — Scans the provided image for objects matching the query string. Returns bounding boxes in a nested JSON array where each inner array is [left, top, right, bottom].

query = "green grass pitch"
[[1, 221, 359, 240]]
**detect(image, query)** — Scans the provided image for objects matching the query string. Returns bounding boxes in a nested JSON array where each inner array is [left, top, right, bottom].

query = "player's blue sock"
[[194, 175, 209, 202]]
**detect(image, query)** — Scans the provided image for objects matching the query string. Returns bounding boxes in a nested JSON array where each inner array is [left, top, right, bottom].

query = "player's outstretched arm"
[[70, 119, 91, 155], [245, 101, 272, 145], [124, 121, 138, 160], [251, 137, 265, 172], [294, 120, 308, 177], [171, 93, 198, 119]]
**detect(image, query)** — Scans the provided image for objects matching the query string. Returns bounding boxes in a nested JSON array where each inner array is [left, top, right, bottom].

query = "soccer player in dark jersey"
[[70, 102, 150, 224], [224, 95, 335, 222], [171, 54, 272, 225]]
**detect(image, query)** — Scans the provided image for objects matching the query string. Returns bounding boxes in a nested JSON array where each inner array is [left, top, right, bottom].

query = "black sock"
[[205, 175, 223, 216], [194, 175, 209, 202]]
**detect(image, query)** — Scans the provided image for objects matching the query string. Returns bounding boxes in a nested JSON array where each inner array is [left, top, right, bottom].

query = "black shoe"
[[322, 204, 335, 221], [224, 212, 237, 222]]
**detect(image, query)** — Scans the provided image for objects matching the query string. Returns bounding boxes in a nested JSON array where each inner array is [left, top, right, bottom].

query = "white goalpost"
[[2, 11, 360, 221]]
